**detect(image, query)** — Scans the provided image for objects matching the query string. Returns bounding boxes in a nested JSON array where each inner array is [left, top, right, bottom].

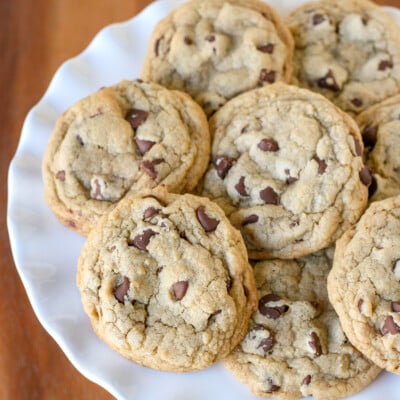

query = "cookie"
[[141, 0, 293, 116], [328, 196, 400, 375], [77, 187, 257, 372], [287, 0, 400, 115], [201, 83, 369, 260], [223, 250, 381, 400], [42, 80, 210, 235], [356, 93, 400, 202]]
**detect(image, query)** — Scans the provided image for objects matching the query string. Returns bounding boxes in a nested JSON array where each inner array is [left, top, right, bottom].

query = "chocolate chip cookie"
[[141, 0, 293, 116], [356, 93, 400, 201], [42, 80, 210, 235], [287, 0, 400, 114], [77, 187, 257, 372], [201, 83, 369, 259], [223, 249, 381, 399], [328, 196, 400, 375]]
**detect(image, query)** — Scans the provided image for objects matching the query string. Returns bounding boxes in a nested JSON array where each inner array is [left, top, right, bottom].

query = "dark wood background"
[[1, 0, 398, 399]]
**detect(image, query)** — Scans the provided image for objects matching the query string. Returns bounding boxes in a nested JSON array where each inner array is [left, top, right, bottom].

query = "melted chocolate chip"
[[76, 134, 84, 145], [156, 266, 164, 275], [353, 136, 363, 156], [140, 159, 163, 179], [313, 156, 327, 174], [56, 170, 65, 181], [91, 178, 103, 200], [302, 375, 312, 385], [235, 176, 248, 196], [260, 187, 278, 205], [171, 280, 189, 300], [258, 336, 274, 352], [114, 277, 130, 303], [135, 138, 155, 155], [129, 229, 157, 250], [317, 70, 339, 92], [242, 214, 259, 226], [214, 156, 235, 179], [258, 294, 288, 319], [382, 315, 400, 335], [126, 109, 149, 129], [196, 206, 219, 232], [286, 176, 298, 184], [258, 138, 279, 152], [362, 125, 377, 148], [256, 43, 274, 54], [312, 13, 325, 25], [259, 69, 276, 84], [391, 302, 400, 312], [358, 298, 364, 313], [289, 219, 300, 228], [143, 207, 159, 221], [351, 98, 363, 108], [359, 166, 372, 186], [266, 379, 280, 393], [263, 294, 282, 302], [154, 37, 162, 56], [205, 34, 215, 42], [309, 332, 322, 356], [378, 60, 393, 71], [184, 36, 193, 45]]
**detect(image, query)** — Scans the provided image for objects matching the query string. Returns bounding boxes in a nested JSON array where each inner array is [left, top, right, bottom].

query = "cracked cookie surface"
[[356, 93, 400, 202], [328, 196, 400, 375], [77, 187, 257, 372], [201, 83, 369, 259], [42, 80, 210, 236], [287, 0, 400, 115], [223, 249, 381, 400], [141, 0, 293, 116]]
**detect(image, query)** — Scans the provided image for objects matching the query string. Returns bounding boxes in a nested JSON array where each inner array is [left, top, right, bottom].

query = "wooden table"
[[1, 0, 399, 399]]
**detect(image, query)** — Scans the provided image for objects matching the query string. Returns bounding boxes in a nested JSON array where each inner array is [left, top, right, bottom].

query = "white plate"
[[7, 1, 400, 399]]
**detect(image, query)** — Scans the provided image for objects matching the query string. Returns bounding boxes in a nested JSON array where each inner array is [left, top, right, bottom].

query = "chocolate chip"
[[156, 266, 164, 275], [266, 379, 280, 393], [242, 214, 259, 226], [143, 207, 159, 220], [259, 187, 278, 205], [381, 315, 400, 335], [258, 138, 279, 152], [129, 229, 157, 250], [205, 34, 215, 42], [309, 332, 322, 356], [179, 231, 190, 242], [56, 170, 65, 181], [286, 176, 298, 184], [196, 206, 219, 232], [302, 375, 312, 385], [125, 109, 149, 130], [76, 134, 84, 145], [154, 37, 162, 56], [353, 136, 362, 156], [140, 158, 163, 179], [256, 43, 274, 54], [289, 219, 300, 228], [214, 156, 235, 179], [258, 294, 288, 319], [362, 125, 377, 148], [258, 336, 274, 352], [235, 176, 248, 196], [135, 138, 155, 155], [312, 13, 325, 25], [171, 280, 189, 300], [378, 60, 393, 71], [359, 166, 372, 186], [391, 302, 400, 312], [259, 69, 276, 84], [184, 36, 193, 45], [207, 309, 222, 325], [317, 70, 339, 92], [313, 156, 327, 174], [351, 98, 363, 108], [368, 175, 377, 198], [91, 178, 103, 200], [114, 277, 130, 303], [358, 299, 364, 312]]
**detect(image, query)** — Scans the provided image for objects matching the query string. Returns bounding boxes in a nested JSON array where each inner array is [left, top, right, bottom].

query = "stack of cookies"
[[42, 0, 400, 398]]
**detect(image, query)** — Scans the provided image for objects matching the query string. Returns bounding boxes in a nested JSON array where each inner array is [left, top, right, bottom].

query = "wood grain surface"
[[1, 0, 399, 399]]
